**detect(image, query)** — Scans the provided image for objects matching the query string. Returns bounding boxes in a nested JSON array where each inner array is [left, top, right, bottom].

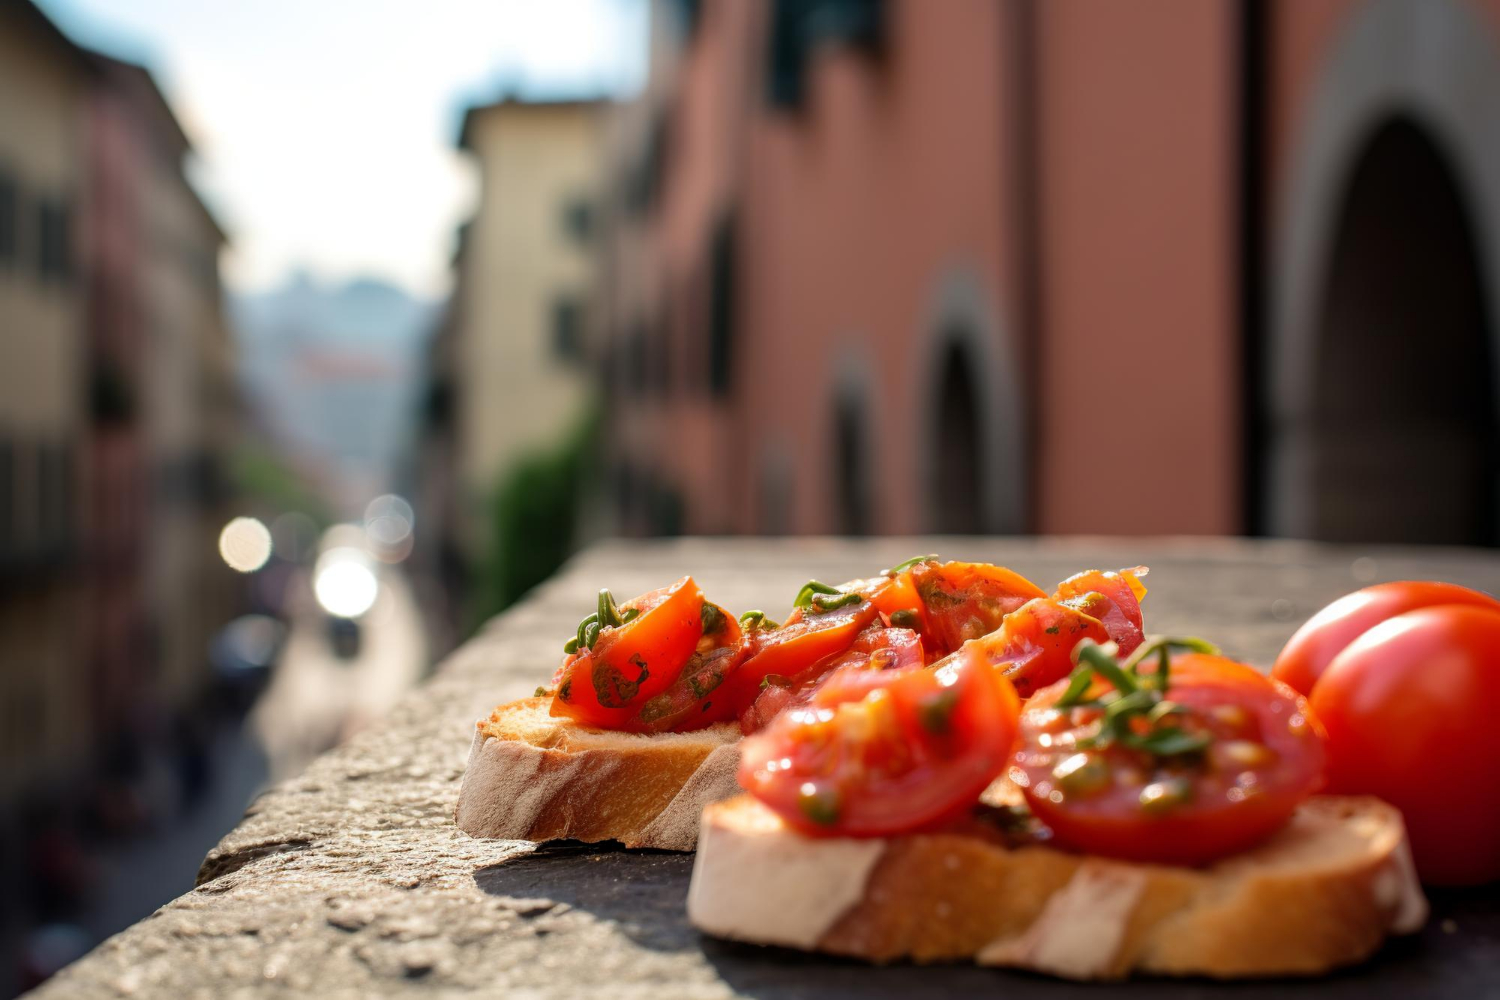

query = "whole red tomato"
[[1273, 581, 1500, 696], [1310, 605, 1500, 886]]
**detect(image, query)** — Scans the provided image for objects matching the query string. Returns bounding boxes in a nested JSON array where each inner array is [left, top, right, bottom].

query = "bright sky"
[[39, 0, 648, 299]]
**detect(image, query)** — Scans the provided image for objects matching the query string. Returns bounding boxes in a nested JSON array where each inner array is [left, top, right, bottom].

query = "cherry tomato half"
[[952, 596, 1111, 699], [1273, 580, 1500, 696], [715, 599, 880, 720], [846, 570, 936, 649], [1053, 567, 1147, 657], [1311, 605, 1500, 885], [739, 645, 1021, 837], [626, 605, 746, 733], [910, 560, 1046, 656], [550, 577, 707, 728], [1014, 650, 1325, 866], [738, 625, 925, 733]]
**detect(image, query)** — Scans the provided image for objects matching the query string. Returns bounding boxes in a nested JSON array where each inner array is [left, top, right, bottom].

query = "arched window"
[[1305, 117, 1495, 544], [833, 389, 871, 535], [930, 337, 983, 534]]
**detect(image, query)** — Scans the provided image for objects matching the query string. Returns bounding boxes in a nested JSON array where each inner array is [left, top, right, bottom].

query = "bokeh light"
[[313, 547, 380, 619], [218, 517, 273, 573], [364, 494, 415, 563]]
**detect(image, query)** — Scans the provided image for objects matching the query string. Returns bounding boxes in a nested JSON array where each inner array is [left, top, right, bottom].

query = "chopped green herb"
[[534, 686, 551, 698], [883, 554, 939, 576], [1056, 663, 1096, 708], [598, 589, 625, 628], [889, 608, 921, 629], [1044, 625, 1060, 635], [1128, 727, 1211, 756], [592, 655, 650, 707], [793, 580, 841, 608], [917, 689, 960, 735], [574, 612, 599, 651], [796, 783, 841, 826], [1059, 637, 1223, 763], [1139, 777, 1194, 815], [739, 610, 781, 630], [1052, 752, 1111, 797], [810, 591, 862, 612], [700, 602, 726, 635], [563, 636, 579, 654]]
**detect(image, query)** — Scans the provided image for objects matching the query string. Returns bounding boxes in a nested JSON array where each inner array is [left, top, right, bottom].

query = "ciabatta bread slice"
[[455, 697, 740, 851], [688, 794, 1426, 980]]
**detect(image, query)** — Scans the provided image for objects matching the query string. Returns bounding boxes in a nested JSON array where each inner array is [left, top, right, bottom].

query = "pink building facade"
[[598, 0, 1500, 545]]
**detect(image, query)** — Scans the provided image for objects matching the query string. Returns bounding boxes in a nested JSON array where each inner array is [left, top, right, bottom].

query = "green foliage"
[[228, 445, 333, 526], [469, 409, 599, 631]]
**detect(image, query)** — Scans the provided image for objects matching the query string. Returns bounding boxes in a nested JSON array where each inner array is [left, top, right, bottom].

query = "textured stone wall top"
[[33, 538, 1500, 998]]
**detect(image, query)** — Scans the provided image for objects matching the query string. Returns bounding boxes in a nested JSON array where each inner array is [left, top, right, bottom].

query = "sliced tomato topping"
[[549, 577, 708, 728], [854, 570, 932, 629], [909, 560, 1047, 656], [949, 596, 1111, 699], [739, 625, 924, 733], [715, 598, 879, 718], [739, 643, 1021, 837], [1052, 567, 1147, 657], [1013, 641, 1325, 865]]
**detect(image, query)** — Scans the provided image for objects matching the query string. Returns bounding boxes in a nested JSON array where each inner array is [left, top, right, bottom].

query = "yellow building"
[[446, 99, 604, 555], [0, 1, 91, 793]]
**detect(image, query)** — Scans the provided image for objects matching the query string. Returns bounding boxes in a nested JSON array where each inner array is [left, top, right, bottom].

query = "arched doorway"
[[930, 338, 984, 534], [1303, 118, 1495, 544], [833, 390, 871, 535], [917, 267, 1026, 535], [1265, 0, 1500, 545]]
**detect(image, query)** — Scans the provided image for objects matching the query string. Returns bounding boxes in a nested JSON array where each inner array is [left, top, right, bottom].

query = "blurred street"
[[77, 724, 266, 948], [251, 565, 428, 783], [3, 560, 427, 995]]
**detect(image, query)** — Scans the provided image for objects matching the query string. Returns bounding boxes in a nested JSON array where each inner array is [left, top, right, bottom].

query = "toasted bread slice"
[[688, 794, 1427, 980], [455, 697, 741, 851]]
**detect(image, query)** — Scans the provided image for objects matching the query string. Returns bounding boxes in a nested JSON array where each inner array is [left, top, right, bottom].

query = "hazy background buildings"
[[5, 0, 1500, 993]]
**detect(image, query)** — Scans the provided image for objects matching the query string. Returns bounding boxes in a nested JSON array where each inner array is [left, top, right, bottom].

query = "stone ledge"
[[32, 538, 1500, 998]]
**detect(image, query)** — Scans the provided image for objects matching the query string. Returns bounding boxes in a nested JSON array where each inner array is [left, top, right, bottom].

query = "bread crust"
[[691, 794, 1427, 980], [455, 698, 741, 851]]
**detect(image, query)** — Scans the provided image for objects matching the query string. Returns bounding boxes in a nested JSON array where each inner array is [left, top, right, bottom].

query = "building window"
[[561, 197, 594, 246], [767, 0, 884, 108], [669, 0, 702, 39], [37, 199, 72, 283], [759, 444, 794, 535], [0, 171, 17, 267], [551, 295, 584, 362], [834, 391, 871, 535], [627, 115, 668, 215], [708, 216, 735, 397], [37, 442, 73, 552], [931, 338, 983, 534], [0, 438, 13, 559]]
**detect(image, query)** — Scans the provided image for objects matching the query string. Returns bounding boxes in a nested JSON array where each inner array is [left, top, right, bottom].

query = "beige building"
[[138, 104, 234, 709], [434, 99, 604, 559], [0, 1, 91, 793], [0, 2, 240, 802]]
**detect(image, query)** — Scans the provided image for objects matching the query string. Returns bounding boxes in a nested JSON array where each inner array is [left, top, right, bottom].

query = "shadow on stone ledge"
[[473, 841, 699, 952]]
